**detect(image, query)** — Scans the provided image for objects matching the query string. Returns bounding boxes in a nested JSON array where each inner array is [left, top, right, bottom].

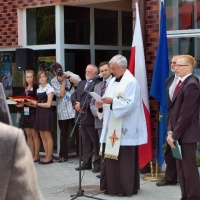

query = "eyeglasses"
[[175, 64, 189, 68]]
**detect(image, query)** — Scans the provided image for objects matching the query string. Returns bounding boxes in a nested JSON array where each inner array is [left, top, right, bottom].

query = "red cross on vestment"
[[109, 130, 119, 147]]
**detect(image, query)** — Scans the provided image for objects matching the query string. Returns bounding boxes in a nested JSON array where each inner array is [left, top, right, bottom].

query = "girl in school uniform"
[[32, 70, 54, 165], [18, 70, 40, 162]]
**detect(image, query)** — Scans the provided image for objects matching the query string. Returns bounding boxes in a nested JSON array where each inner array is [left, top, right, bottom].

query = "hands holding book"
[[167, 131, 176, 149], [167, 131, 182, 160]]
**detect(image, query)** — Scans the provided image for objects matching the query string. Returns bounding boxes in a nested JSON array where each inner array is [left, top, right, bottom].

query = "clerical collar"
[[115, 75, 123, 82]]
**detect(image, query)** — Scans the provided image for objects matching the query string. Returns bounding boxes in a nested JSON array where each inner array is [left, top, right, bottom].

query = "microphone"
[[91, 74, 103, 80]]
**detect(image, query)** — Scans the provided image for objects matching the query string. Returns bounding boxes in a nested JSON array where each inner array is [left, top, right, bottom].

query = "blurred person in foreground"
[[0, 83, 44, 200], [95, 54, 147, 197], [0, 83, 12, 125], [167, 55, 200, 200], [156, 55, 180, 187], [50, 62, 81, 162]]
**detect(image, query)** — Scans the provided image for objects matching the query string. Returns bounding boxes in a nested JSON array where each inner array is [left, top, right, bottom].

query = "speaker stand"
[[70, 121, 105, 200]]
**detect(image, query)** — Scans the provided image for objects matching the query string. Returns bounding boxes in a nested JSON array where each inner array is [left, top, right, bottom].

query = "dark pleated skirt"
[[100, 145, 140, 196]]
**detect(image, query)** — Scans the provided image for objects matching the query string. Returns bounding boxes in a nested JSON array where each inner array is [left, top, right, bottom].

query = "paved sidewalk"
[[35, 157, 181, 200]]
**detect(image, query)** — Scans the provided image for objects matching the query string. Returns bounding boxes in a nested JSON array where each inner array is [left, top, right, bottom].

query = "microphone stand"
[[70, 79, 104, 200]]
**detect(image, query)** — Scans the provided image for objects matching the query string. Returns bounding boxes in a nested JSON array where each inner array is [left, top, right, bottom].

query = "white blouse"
[[37, 83, 54, 94]]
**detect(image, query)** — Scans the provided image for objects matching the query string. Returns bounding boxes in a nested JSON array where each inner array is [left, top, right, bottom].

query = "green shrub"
[[196, 154, 200, 167]]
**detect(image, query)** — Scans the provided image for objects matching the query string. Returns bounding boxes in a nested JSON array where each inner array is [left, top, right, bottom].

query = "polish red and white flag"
[[128, 2, 153, 169]]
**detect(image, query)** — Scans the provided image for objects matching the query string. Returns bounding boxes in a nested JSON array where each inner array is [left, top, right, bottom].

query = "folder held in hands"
[[171, 140, 182, 160]]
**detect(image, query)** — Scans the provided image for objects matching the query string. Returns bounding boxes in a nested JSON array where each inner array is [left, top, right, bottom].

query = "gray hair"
[[87, 64, 98, 73], [109, 54, 127, 68]]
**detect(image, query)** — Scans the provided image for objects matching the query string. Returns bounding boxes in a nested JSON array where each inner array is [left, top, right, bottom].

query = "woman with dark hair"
[[17, 70, 40, 162]]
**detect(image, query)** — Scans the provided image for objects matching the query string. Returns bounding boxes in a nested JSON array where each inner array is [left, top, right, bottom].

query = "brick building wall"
[[145, 0, 160, 158]]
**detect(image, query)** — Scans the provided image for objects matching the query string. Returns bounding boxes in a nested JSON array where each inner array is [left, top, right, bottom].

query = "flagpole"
[[143, 110, 164, 181], [143, 0, 168, 181], [130, 1, 165, 181], [129, 2, 153, 169]]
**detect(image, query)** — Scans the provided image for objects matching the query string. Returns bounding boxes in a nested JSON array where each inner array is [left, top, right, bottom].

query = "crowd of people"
[[0, 53, 200, 199]]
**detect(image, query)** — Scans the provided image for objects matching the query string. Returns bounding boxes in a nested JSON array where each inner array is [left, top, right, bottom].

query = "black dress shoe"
[[92, 168, 100, 173], [118, 193, 125, 197], [34, 158, 40, 163], [40, 160, 53, 165], [39, 160, 44, 164], [58, 157, 68, 163], [118, 193, 133, 197], [156, 180, 177, 186], [103, 190, 108, 195], [75, 164, 92, 171]]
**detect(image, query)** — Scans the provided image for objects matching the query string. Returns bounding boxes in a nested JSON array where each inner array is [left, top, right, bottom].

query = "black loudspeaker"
[[16, 48, 34, 71]]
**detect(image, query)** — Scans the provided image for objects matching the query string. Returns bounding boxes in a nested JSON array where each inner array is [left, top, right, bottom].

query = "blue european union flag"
[[150, 2, 169, 167]]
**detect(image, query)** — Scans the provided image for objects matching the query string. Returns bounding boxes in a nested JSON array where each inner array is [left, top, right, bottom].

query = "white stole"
[[100, 77, 129, 160]]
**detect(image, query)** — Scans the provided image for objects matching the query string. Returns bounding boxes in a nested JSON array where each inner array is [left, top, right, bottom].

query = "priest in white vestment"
[[96, 54, 147, 197]]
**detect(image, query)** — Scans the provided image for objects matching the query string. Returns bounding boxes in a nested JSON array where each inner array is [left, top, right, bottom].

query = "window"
[[166, 1, 200, 75], [64, 6, 132, 78], [95, 50, 118, 66], [168, 37, 200, 76], [166, 0, 200, 31], [27, 6, 55, 45], [64, 6, 90, 44], [94, 9, 118, 45], [65, 49, 90, 80], [122, 11, 132, 46]]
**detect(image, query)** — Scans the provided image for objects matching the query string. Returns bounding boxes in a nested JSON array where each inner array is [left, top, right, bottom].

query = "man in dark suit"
[[167, 55, 200, 200], [90, 61, 112, 178], [156, 55, 179, 186], [71, 64, 101, 172], [90, 61, 112, 138]]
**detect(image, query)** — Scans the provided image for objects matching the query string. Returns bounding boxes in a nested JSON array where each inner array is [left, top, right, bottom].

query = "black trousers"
[[58, 118, 78, 158], [164, 142, 177, 182], [81, 124, 100, 169], [177, 143, 200, 199]]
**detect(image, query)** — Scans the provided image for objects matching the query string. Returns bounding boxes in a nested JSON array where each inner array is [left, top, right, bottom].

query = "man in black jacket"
[[156, 55, 179, 186], [71, 64, 101, 172], [167, 55, 200, 199]]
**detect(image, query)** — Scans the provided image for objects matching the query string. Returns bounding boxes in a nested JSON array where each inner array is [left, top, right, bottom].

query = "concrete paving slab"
[[35, 157, 181, 200]]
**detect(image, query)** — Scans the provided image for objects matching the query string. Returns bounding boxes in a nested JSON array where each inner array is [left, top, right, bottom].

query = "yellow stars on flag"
[[159, 113, 163, 121]]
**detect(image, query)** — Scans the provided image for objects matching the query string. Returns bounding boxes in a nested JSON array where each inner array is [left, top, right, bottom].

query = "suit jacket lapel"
[[166, 74, 175, 104], [171, 75, 192, 103], [79, 80, 87, 96]]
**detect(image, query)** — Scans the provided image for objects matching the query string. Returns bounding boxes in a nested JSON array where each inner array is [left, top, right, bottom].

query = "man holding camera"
[[50, 62, 81, 163]]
